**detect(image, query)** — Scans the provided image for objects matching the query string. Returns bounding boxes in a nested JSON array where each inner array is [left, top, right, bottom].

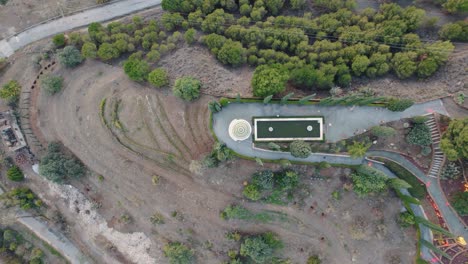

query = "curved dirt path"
[[0, 0, 161, 57]]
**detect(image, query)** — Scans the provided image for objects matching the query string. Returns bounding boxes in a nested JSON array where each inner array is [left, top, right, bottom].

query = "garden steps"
[[425, 115, 446, 179]]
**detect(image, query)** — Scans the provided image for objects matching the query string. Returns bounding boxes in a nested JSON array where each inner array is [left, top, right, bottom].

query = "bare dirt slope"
[[30, 61, 417, 263]]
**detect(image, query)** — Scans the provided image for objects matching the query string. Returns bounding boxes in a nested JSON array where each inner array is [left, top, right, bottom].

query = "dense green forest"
[[68, 0, 456, 97]]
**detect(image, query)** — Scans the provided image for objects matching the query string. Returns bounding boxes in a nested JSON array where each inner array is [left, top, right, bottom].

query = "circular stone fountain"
[[228, 119, 252, 141]]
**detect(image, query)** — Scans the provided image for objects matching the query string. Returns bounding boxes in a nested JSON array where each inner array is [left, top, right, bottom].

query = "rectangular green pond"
[[253, 117, 324, 142]]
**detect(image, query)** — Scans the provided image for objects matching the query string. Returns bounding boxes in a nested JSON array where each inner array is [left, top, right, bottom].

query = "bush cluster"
[[1, 188, 42, 210], [203, 142, 232, 167], [243, 169, 299, 203], [0, 228, 45, 264], [351, 165, 388, 197]]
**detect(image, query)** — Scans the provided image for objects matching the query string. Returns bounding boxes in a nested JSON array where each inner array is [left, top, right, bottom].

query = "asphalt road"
[[0, 0, 161, 57]]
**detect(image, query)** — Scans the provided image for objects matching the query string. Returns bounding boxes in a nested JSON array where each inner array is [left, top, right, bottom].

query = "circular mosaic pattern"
[[307, 125, 313, 131], [269, 127, 274, 132], [228, 119, 252, 141]]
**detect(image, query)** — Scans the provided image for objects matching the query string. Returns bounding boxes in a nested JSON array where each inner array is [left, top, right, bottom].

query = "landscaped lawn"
[[254, 117, 323, 141]]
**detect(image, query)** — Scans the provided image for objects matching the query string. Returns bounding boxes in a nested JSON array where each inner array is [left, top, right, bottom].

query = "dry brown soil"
[[18, 60, 417, 263]]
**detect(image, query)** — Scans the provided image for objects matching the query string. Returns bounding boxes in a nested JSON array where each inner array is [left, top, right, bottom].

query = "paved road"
[[0, 0, 161, 57], [17, 212, 90, 264], [0, 180, 88, 264]]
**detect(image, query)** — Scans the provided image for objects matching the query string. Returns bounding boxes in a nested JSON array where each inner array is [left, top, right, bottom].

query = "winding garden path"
[[212, 100, 467, 261]]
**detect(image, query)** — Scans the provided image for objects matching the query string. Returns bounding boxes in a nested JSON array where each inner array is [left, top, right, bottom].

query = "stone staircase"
[[425, 115, 446, 178]]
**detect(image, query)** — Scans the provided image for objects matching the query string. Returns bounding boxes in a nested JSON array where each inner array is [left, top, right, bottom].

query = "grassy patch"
[[99, 98, 108, 128], [220, 205, 290, 224]]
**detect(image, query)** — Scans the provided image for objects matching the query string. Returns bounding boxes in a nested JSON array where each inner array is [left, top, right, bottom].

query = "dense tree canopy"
[[441, 118, 468, 161], [75, 1, 455, 97]]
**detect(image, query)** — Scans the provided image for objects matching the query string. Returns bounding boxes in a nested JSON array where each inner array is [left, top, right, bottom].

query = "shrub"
[[240, 232, 283, 264], [163, 242, 194, 264], [407, 123, 432, 146], [243, 184, 262, 201], [371, 126, 396, 137], [97, 43, 120, 61], [41, 74, 64, 95], [398, 211, 416, 227], [146, 50, 161, 63], [268, 142, 281, 151], [274, 170, 299, 191], [352, 165, 388, 197], [452, 192, 468, 216], [252, 170, 274, 190], [58, 46, 83, 68], [440, 162, 461, 180], [252, 64, 289, 97], [219, 97, 229, 107], [7, 166, 24, 182], [386, 98, 414, 112], [0, 80, 21, 103], [308, 255, 322, 264], [347, 141, 371, 158], [388, 178, 412, 189], [123, 59, 150, 82], [184, 28, 197, 44], [289, 140, 312, 158], [412, 116, 428, 124], [217, 40, 246, 66], [81, 42, 97, 58], [173, 76, 201, 101], [148, 68, 169, 88], [439, 21, 468, 42], [440, 118, 468, 161], [52, 34, 66, 47]]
